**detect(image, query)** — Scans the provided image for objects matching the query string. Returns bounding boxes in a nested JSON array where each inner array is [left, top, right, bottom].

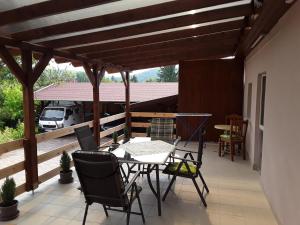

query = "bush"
[[0, 177, 16, 206], [0, 122, 24, 144], [60, 151, 71, 173], [123, 126, 129, 139]]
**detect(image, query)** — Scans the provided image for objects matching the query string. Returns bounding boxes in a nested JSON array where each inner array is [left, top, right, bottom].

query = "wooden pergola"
[[0, 0, 294, 192]]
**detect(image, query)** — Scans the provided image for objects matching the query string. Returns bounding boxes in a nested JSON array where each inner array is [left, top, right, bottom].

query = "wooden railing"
[[0, 112, 126, 197], [131, 112, 176, 137], [0, 111, 176, 198]]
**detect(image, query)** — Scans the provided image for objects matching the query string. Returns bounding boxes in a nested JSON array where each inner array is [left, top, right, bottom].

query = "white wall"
[[244, 2, 300, 225]]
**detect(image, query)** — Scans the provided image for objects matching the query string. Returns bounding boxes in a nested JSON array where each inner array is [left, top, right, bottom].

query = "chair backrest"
[[72, 151, 126, 207], [225, 114, 243, 124], [150, 118, 174, 143], [75, 125, 98, 151], [229, 119, 243, 138], [196, 117, 210, 168]]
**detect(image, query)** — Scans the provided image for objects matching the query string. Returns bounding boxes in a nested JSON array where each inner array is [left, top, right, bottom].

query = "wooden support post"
[[125, 71, 131, 136], [22, 50, 39, 191], [0, 46, 52, 192], [83, 63, 106, 146]]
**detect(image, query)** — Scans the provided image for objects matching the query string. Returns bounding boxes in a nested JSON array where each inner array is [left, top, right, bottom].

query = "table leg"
[[146, 164, 161, 216]]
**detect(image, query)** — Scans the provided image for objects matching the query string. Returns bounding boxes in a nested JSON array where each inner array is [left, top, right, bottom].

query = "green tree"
[[157, 65, 178, 82], [35, 63, 76, 90], [76, 71, 89, 82], [145, 78, 158, 82], [130, 75, 138, 83]]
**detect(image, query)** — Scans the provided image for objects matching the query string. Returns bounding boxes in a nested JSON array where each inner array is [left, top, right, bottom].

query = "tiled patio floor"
[[1, 142, 278, 225]]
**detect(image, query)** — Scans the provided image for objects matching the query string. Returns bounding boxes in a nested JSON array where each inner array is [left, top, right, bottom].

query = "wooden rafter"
[[40, 4, 251, 49], [236, 0, 294, 56], [32, 53, 53, 83], [69, 20, 243, 54], [0, 0, 119, 27], [87, 30, 240, 59], [10, 0, 240, 42], [0, 45, 25, 84]]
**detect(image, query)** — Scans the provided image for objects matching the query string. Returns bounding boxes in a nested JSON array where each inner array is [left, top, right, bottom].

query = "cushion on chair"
[[220, 134, 242, 141], [163, 162, 197, 176], [150, 118, 174, 143]]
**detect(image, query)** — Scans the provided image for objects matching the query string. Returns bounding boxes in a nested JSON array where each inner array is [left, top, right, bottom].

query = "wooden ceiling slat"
[[237, 0, 294, 56], [86, 30, 240, 59], [109, 43, 236, 66], [10, 0, 240, 41], [0, 36, 101, 65], [39, 4, 252, 49], [0, 0, 119, 27], [69, 20, 243, 54]]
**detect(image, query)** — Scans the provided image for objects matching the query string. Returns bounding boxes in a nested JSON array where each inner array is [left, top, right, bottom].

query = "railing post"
[[92, 65, 100, 146], [125, 71, 131, 136]]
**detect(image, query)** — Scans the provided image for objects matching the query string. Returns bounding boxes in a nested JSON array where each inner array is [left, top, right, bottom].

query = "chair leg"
[[230, 143, 234, 161], [82, 204, 89, 225], [162, 175, 177, 201], [243, 141, 246, 160], [137, 194, 145, 223], [102, 205, 108, 217], [218, 139, 222, 157], [198, 171, 209, 193], [126, 205, 132, 225], [191, 177, 207, 207]]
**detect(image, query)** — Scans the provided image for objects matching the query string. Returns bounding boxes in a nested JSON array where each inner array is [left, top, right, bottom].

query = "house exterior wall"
[[244, 2, 300, 225]]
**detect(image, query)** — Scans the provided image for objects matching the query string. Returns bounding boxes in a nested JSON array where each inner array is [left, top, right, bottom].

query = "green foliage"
[[123, 126, 129, 139], [0, 177, 16, 206], [0, 123, 24, 144], [157, 65, 178, 82], [35, 63, 76, 90], [130, 75, 138, 83], [146, 126, 151, 137], [145, 78, 158, 82], [60, 151, 71, 173], [0, 82, 23, 126], [76, 71, 89, 82], [112, 131, 118, 144]]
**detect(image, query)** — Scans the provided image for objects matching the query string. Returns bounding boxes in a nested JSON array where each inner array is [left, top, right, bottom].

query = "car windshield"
[[40, 108, 64, 121]]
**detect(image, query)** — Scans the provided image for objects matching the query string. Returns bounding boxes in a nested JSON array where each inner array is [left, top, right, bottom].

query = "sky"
[[50, 60, 154, 77]]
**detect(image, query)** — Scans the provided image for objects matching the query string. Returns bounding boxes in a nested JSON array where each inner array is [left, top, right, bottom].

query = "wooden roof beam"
[[0, 0, 119, 27], [68, 20, 244, 54], [40, 4, 252, 49], [10, 0, 240, 41], [236, 0, 294, 57], [0, 35, 101, 65], [86, 30, 240, 59]]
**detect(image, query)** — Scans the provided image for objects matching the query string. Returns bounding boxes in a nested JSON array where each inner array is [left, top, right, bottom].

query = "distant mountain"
[[134, 68, 160, 82]]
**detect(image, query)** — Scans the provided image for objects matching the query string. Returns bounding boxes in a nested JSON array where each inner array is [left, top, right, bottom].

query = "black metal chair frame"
[[162, 118, 210, 207], [73, 151, 145, 225]]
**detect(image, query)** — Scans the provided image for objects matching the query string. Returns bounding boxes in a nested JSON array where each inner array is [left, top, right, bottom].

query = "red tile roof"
[[34, 82, 178, 102]]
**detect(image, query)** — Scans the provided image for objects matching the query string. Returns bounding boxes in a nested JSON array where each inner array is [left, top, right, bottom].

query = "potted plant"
[[123, 126, 130, 143], [146, 126, 151, 137], [59, 151, 73, 184], [110, 131, 120, 150], [0, 177, 19, 221]]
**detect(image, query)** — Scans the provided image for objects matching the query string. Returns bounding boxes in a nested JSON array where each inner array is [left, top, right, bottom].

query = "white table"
[[112, 137, 175, 216]]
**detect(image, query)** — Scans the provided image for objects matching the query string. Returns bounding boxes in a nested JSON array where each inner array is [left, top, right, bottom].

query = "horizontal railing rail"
[[0, 112, 177, 198], [0, 112, 126, 197]]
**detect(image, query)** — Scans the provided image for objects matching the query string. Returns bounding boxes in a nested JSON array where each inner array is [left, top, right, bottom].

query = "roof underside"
[[0, 0, 295, 72]]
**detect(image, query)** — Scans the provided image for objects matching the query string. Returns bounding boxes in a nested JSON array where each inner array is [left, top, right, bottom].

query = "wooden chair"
[[72, 151, 145, 225], [219, 119, 243, 161], [238, 120, 248, 160], [225, 114, 243, 124]]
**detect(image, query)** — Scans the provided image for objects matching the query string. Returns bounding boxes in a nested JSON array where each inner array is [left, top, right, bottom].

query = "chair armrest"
[[173, 136, 181, 146], [175, 148, 192, 153], [169, 155, 199, 164], [123, 171, 140, 194]]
